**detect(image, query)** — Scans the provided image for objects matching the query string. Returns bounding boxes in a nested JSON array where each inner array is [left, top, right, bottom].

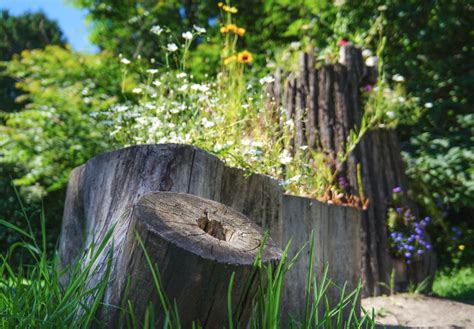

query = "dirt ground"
[[362, 293, 474, 328]]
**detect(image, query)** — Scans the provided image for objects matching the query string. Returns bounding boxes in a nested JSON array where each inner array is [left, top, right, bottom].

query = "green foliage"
[[0, 10, 65, 113], [0, 208, 114, 328], [0, 46, 124, 196], [433, 266, 474, 302], [0, 181, 64, 262], [0, 10, 67, 256], [405, 129, 474, 211]]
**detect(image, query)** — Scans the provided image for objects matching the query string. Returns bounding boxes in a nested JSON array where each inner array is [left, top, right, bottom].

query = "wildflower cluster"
[[387, 186, 432, 264], [220, 23, 245, 37], [445, 225, 469, 267], [218, 2, 252, 66], [95, 2, 382, 208], [218, 2, 238, 13]]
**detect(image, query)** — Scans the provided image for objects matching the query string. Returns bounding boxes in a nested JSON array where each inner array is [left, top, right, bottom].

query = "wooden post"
[[266, 45, 436, 296]]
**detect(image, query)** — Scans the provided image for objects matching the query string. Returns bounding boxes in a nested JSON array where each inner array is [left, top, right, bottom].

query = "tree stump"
[[59, 144, 362, 325], [116, 192, 281, 327]]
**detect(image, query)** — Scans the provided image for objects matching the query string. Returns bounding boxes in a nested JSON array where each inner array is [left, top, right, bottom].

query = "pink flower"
[[337, 39, 349, 46], [363, 84, 373, 92]]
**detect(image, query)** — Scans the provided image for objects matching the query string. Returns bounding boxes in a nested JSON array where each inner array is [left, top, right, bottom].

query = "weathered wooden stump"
[[266, 46, 436, 296], [59, 144, 362, 325], [117, 192, 281, 327]]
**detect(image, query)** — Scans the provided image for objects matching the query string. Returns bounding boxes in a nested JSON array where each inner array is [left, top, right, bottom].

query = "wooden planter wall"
[[59, 144, 361, 326], [266, 45, 436, 296]]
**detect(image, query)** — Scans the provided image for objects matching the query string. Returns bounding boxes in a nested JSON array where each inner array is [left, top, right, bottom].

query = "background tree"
[[0, 10, 65, 112], [0, 10, 66, 255]]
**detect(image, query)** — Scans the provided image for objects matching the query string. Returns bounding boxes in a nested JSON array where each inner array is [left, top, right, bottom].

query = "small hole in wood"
[[196, 210, 231, 241]]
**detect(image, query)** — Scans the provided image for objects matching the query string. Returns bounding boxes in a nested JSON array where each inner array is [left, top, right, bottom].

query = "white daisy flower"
[[365, 56, 378, 67], [362, 49, 372, 58], [193, 25, 206, 34], [278, 149, 292, 165], [167, 43, 178, 52], [132, 88, 143, 94], [182, 31, 193, 40], [259, 75, 275, 85], [392, 74, 405, 82], [120, 58, 131, 65], [150, 25, 163, 35], [201, 118, 215, 128]]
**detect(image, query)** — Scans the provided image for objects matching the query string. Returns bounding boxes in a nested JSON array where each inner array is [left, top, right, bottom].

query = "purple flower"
[[451, 226, 462, 236], [338, 176, 349, 190], [363, 84, 373, 92], [417, 249, 424, 255], [405, 252, 412, 258], [426, 244, 432, 250], [393, 186, 402, 193], [406, 260, 412, 265], [396, 207, 403, 213]]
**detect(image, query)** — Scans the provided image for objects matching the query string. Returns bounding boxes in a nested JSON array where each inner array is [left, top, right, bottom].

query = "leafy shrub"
[[433, 266, 474, 302], [0, 46, 124, 196]]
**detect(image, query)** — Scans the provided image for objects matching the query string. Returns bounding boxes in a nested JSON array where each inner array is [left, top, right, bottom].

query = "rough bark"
[[59, 144, 362, 325], [266, 45, 435, 296]]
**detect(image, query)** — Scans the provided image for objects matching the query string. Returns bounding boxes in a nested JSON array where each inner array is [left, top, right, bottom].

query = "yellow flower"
[[221, 24, 241, 35], [236, 27, 246, 37], [224, 55, 237, 65], [459, 244, 465, 251], [223, 5, 238, 13], [218, 2, 224, 8], [237, 50, 253, 63]]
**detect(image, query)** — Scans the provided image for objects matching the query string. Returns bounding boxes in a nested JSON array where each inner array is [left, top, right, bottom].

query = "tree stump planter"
[[59, 144, 362, 325]]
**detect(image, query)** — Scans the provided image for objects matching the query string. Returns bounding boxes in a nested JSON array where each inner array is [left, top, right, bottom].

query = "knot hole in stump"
[[196, 209, 233, 241]]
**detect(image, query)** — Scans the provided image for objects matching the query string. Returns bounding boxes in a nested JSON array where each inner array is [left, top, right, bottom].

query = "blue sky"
[[0, 0, 96, 52]]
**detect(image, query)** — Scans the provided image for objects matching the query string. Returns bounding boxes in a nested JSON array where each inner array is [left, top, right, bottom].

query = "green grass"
[[0, 216, 113, 328], [0, 209, 375, 328], [432, 266, 474, 303]]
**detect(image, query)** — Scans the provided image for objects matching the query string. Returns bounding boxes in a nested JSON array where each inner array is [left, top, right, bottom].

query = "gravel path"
[[362, 293, 474, 328]]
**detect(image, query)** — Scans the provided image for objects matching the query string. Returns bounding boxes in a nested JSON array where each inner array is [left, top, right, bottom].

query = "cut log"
[[117, 192, 281, 327]]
